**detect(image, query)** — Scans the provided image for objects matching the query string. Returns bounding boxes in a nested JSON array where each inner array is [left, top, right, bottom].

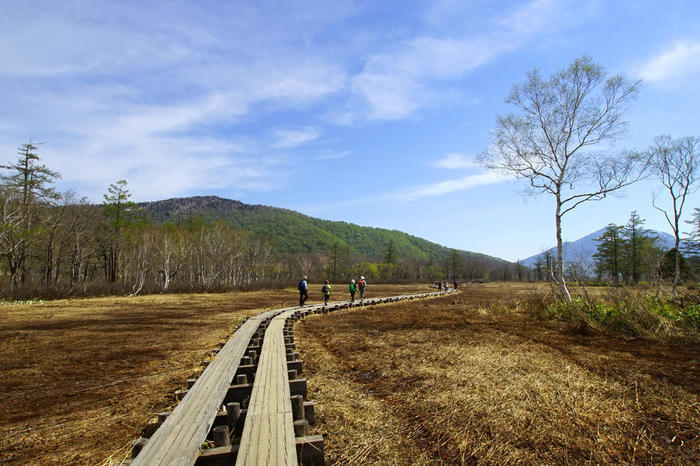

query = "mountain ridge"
[[138, 195, 509, 267]]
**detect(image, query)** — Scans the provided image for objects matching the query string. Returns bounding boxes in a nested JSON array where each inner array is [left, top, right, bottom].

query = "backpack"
[[322, 284, 331, 295], [298, 280, 306, 291], [358, 280, 365, 289]]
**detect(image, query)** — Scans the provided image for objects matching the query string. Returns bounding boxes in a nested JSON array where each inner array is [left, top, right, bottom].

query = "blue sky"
[[1, 0, 699, 261]]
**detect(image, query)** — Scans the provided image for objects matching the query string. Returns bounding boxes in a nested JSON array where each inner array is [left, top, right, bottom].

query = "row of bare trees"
[[1, 143, 509, 298], [0, 144, 281, 297]]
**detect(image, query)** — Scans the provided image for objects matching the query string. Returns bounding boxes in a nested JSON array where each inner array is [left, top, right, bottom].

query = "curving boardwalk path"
[[130, 290, 454, 465]]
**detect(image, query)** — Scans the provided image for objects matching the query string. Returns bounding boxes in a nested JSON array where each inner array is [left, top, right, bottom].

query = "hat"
[[351, 279, 355, 283], [360, 276, 364, 280]]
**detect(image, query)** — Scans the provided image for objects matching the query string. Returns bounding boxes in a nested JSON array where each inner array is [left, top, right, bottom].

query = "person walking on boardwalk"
[[357, 276, 367, 301], [437, 280, 442, 292], [349, 279, 357, 303], [298, 276, 309, 307], [321, 280, 332, 306]]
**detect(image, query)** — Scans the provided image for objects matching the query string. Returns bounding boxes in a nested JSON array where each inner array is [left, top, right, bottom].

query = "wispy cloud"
[[0, 0, 603, 203], [434, 153, 477, 169], [638, 40, 700, 83], [351, 36, 496, 120], [316, 151, 350, 161], [0, 2, 351, 201], [390, 171, 506, 202], [272, 127, 321, 149], [349, 0, 575, 120], [306, 170, 507, 212]]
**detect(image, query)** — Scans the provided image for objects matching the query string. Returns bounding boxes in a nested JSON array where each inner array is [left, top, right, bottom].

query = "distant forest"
[[0, 143, 521, 298], [4, 144, 700, 298]]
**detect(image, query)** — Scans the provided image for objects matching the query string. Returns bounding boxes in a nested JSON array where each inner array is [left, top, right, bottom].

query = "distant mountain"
[[139, 196, 508, 267], [521, 227, 676, 270]]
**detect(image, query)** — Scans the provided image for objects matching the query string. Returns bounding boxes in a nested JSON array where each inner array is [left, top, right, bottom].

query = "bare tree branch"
[[478, 56, 644, 301]]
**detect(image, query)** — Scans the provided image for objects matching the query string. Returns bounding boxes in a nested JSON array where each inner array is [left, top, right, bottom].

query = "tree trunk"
[[555, 200, 572, 302], [673, 236, 680, 300]]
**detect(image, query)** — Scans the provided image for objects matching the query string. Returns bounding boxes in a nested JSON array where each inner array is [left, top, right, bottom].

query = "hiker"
[[454, 279, 459, 290], [349, 279, 356, 303], [444, 280, 449, 292], [321, 280, 332, 306], [437, 280, 442, 292], [298, 276, 309, 307], [357, 276, 366, 301]]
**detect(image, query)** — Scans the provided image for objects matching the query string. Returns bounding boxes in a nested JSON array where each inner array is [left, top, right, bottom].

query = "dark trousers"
[[299, 290, 308, 307], [350, 291, 355, 302]]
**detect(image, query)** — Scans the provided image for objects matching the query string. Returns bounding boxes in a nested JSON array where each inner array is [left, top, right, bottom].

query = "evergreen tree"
[[447, 249, 463, 279], [683, 208, 700, 255], [621, 211, 659, 283], [660, 248, 690, 281], [384, 238, 396, 264], [593, 224, 624, 283], [0, 143, 60, 287], [683, 207, 700, 275], [101, 180, 140, 283]]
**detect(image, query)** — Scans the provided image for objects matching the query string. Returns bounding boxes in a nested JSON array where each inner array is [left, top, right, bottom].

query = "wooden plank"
[[132, 309, 289, 466], [236, 308, 303, 466]]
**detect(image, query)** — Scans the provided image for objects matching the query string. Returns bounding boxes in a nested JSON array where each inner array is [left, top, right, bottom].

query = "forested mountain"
[[139, 195, 505, 266]]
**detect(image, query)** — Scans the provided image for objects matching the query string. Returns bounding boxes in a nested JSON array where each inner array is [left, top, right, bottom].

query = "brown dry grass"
[[296, 283, 700, 464], [0, 283, 424, 465]]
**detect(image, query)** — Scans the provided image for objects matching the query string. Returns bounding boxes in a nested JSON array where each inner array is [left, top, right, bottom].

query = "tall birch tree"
[[479, 56, 646, 301]]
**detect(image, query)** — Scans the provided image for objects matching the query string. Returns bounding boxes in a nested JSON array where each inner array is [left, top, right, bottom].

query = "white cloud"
[[0, 0, 602, 204], [351, 36, 497, 120], [390, 171, 506, 202], [499, 0, 557, 36], [434, 153, 477, 169], [349, 0, 574, 120], [638, 40, 700, 83], [272, 128, 321, 149], [0, 2, 354, 201], [47, 133, 290, 202]]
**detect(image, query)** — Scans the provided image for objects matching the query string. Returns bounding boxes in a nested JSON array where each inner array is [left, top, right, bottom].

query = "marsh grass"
[[0, 284, 427, 465], [524, 284, 700, 340], [297, 283, 700, 464]]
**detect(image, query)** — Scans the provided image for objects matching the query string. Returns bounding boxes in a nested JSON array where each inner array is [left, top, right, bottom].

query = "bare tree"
[[150, 225, 186, 292], [650, 135, 700, 298], [479, 55, 646, 301]]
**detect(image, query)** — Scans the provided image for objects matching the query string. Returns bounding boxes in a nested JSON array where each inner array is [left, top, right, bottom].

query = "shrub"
[[524, 287, 699, 340]]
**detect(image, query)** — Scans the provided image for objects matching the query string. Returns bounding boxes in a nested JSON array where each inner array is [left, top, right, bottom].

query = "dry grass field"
[[296, 283, 700, 464], [0, 284, 424, 465], [2, 282, 698, 464]]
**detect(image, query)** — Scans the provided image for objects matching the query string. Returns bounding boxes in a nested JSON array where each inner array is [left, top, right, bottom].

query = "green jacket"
[[349, 283, 356, 292]]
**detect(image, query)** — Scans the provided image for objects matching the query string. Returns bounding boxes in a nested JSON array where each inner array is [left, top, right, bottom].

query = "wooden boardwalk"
[[235, 308, 299, 465], [131, 307, 289, 465], [130, 289, 452, 465]]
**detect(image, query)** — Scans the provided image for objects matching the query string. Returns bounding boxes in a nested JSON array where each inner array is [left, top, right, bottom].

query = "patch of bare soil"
[[296, 283, 700, 464], [0, 283, 424, 465]]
